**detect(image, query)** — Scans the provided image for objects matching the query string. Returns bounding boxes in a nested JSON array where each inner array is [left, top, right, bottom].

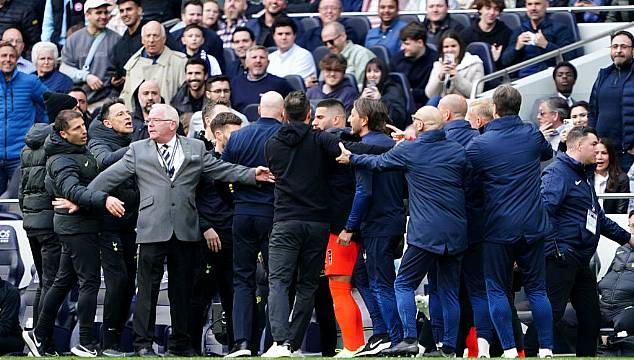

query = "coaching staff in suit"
[[87, 103, 274, 356]]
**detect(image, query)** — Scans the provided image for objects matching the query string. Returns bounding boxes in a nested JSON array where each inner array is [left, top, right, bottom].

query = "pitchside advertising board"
[[0, 215, 630, 289]]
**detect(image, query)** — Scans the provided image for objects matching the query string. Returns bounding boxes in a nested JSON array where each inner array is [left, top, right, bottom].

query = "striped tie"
[[161, 144, 174, 178]]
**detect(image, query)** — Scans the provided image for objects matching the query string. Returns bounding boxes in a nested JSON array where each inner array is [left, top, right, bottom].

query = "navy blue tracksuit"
[[221, 117, 281, 346], [444, 120, 493, 345], [346, 131, 405, 346], [466, 115, 554, 351], [351, 129, 468, 348]]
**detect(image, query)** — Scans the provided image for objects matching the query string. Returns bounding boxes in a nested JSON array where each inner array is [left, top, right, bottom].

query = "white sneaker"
[[262, 342, 292, 358], [415, 344, 427, 357], [334, 345, 364, 358], [538, 348, 553, 358], [501, 348, 518, 358], [477, 338, 490, 358], [71, 344, 98, 357]]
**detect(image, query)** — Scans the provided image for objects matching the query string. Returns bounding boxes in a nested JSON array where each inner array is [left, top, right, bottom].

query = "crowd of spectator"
[[1, 0, 634, 357]]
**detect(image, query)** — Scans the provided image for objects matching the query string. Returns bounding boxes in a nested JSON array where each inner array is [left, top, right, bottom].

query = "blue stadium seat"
[[389, 72, 415, 114], [312, 46, 331, 76], [342, 16, 370, 45], [285, 74, 307, 92], [243, 103, 260, 122], [223, 48, 236, 68], [300, 17, 320, 34], [369, 45, 391, 70], [466, 42, 495, 75], [450, 13, 473, 30], [399, 15, 420, 24], [267, 46, 277, 53], [0, 224, 24, 287], [550, 12, 583, 58], [499, 12, 521, 32], [344, 73, 358, 91]]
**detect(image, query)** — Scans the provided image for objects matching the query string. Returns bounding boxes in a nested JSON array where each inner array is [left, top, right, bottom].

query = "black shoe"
[[354, 334, 391, 357], [427, 348, 457, 358], [22, 330, 44, 357], [164, 347, 198, 357], [381, 339, 419, 357], [135, 347, 157, 357], [225, 340, 252, 357]]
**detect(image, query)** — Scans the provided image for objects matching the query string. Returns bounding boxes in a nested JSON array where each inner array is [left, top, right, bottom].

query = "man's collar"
[[157, 134, 178, 147]]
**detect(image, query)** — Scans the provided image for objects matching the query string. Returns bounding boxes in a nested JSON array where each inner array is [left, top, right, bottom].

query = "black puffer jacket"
[[88, 120, 139, 230], [0, 0, 40, 51], [599, 244, 634, 323], [18, 123, 54, 233], [45, 131, 107, 235]]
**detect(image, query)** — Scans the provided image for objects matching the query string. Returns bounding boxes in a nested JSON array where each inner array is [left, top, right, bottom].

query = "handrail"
[[288, 5, 634, 17], [469, 21, 634, 99]]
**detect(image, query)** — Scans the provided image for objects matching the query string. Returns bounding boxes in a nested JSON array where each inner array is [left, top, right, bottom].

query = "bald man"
[[1, 28, 35, 73], [221, 91, 284, 357], [338, 105, 469, 356], [321, 21, 375, 91], [439, 94, 493, 356]]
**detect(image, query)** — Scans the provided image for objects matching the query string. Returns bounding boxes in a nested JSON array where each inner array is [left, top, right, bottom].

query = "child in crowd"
[[181, 24, 222, 76]]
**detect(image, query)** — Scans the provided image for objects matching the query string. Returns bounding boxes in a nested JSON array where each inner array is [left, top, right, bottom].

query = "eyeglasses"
[[319, 5, 341, 11], [411, 115, 423, 123], [538, 110, 555, 117], [144, 118, 174, 125], [610, 44, 632, 50], [209, 88, 231, 94], [571, 112, 588, 119], [322, 33, 342, 47]]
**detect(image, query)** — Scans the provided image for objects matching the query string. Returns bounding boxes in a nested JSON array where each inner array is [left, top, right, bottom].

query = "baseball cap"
[[84, 0, 112, 14]]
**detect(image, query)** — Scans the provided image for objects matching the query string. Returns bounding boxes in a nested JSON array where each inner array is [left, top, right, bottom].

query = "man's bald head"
[[412, 106, 444, 135], [141, 21, 166, 56], [138, 80, 161, 115], [438, 94, 468, 122], [1, 28, 24, 56], [259, 91, 284, 120]]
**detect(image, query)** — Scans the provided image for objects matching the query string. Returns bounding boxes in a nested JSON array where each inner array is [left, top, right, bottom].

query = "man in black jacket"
[[23, 110, 124, 358], [111, 0, 145, 88], [0, 278, 22, 355], [87, 99, 139, 356], [0, 0, 40, 52]]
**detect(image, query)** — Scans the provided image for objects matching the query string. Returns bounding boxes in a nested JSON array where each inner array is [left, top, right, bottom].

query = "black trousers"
[[133, 237, 197, 352], [232, 214, 272, 346], [27, 232, 61, 328], [100, 229, 137, 349], [525, 256, 600, 356], [0, 334, 23, 355], [188, 228, 234, 353], [313, 275, 337, 356], [613, 307, 634, 333], [267, 220, 329, 348], [35, 233, 100, 346]]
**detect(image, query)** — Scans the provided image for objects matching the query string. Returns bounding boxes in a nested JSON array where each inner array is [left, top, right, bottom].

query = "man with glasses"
[[524, 126, 634, 357], [300, 0, 361, 51], [321, 21, 375, 92], [537, 97, 570, 152], [83, 103, 274, 356], [589, 30, 634, 173]]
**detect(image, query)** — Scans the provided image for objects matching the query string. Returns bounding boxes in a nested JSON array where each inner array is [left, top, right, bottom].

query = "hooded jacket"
[[45, 131, 107, 235], [425, 52, 485, 99], [541, 152, 630, 264], [88, 119, 139, 230], [466, 115, 553, 244], [599, 244, 634, 323], [18, 123, 54, 233], [0, 71, 48, 160], [264, 122, 389, 223], [459, 19, 512, 68]]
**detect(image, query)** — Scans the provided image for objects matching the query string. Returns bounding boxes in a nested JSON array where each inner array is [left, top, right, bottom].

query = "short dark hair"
[[116, 0, 142, 5], [68, 86, 87, 96], [182, 0, 203, 12], [205, 75, 231, 91], [54, 110, 83, 132], [284, 91, 311, 122], [571, 100, 589, 112], [473, 0, 505, 11], [316, 98, 345, 115], [353, 98, 389, 133], [399, 21, 426, 42], [492, 84, 521, 117], [541, 96, 570, 120], [363, 58, 389, 89], [100, 98, 126, 121], [566, 126, 597, 148], [611, 30, 634, 44], [209, 112, 242, 133], [183, 23, 205, 36], [552, 62, 577, 80], [319, 53, 347, 72], [271, 17, 297, 35], [186, 57, 209, 75], [629, 209, 634, 218], [233, 26, 255, 42]]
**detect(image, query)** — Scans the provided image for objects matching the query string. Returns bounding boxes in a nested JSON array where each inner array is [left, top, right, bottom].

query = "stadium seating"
[[342, 16, 371, 45], [0, 224, 24, 287], [451, 13, 473, 30], [242, 103, 260, 122], [223, 48, 237, 68], [312, 45, 331, 76], [389, 72, 415, 114], [300, 17, 320, 34], [369, 44, 391, 69], [499, 12, 521, 31], [285, 74, 307, 92]]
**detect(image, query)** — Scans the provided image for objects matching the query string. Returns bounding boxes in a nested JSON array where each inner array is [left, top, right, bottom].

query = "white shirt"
[[594, 172, 608, 208], [17, 57, 36, 74], [156, 135, 184, 180], [268, 44, 316, 79]]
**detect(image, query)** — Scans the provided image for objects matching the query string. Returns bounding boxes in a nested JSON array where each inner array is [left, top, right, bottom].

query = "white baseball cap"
[[84, 0, 111, 14]]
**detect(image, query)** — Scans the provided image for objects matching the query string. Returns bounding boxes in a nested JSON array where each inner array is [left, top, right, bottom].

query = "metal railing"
[[287, 5, 634, 17], [469, 21, 634, 99]]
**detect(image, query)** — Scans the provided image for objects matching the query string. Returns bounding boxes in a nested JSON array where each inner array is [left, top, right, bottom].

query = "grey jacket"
[[88, 135, 256, 243]]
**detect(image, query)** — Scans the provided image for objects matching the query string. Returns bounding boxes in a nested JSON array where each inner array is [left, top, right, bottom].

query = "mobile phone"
[[443, 53, 455, 65]]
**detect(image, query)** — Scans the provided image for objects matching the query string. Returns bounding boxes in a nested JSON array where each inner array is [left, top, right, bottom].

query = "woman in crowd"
[[571, 101, 590, 127], [307, 54, 358, 114], [31, 42, 73, 94], [361, 58, 408, 129], [425, 31, 484, 102], [594, 138, 630, 214]]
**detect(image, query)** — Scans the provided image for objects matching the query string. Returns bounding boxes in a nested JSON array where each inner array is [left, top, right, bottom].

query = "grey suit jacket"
[[88, 135, 256, 243]]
